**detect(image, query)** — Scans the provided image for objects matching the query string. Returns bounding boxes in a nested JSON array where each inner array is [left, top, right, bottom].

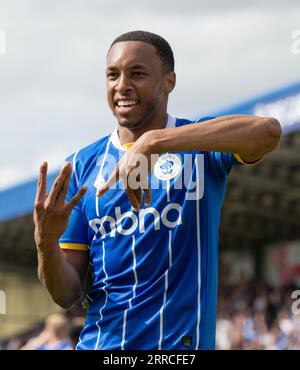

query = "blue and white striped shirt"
[[60, 115, 244, 350]]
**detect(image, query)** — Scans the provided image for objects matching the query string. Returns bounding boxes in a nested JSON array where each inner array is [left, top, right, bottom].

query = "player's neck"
[[118, 113, 168, 145]]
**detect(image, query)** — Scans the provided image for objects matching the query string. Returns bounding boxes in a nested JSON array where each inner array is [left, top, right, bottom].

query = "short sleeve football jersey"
[[59, 115, 260, 350]]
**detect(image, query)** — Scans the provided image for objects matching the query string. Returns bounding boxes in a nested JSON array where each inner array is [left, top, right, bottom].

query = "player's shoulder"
[[66, 134, 110, 164], [175, 116, 215, 127], [65, 134, 111, 184]]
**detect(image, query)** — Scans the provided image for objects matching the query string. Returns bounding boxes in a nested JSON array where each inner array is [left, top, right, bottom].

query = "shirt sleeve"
[[207, 151, 265, 180], [207, 151, 240, 179], [233, 153, 265, 166], [59, 153, 89, 251]]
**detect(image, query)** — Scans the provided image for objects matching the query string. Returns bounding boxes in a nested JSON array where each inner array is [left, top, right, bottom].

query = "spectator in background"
[[2, 280, 299, 350], [216, 281, 300, 350], [69, 316, 85, 350], [21, 313, 72, 350], [4, 336, 25, 350]]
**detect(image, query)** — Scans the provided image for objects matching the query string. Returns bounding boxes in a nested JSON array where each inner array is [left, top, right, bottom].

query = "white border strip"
[[94, 241, 109, 350], [166, 180, 170, 202], [93, 138, 112, 350], [95, 138, 111, 217], [72, 150, 80, 187], [121, 235, 137, 350], [158, 230, 172, 350], [195, 155, 201, 350]]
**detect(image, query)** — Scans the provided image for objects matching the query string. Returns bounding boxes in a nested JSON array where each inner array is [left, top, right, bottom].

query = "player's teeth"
[[118, 101, 137, 107]]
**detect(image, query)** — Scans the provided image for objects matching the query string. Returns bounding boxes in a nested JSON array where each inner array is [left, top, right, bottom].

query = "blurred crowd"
[[216, 280, 300, 349], [1, 280, 300, 350], [0, 305, 85, 350]]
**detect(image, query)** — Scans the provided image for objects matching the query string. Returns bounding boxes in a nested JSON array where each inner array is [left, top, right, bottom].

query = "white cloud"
[[0, 0, 300, 189]]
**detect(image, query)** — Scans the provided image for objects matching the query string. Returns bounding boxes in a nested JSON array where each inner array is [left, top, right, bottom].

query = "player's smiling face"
[[106, 41, 175, 130]]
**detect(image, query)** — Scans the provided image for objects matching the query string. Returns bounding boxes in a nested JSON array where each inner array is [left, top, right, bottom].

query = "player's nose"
[[115, 73, 133, 94]]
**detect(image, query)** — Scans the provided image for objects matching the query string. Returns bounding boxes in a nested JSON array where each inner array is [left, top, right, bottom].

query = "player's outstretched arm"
[[33, 161, 88, 308], [144, 115, 282, 163], [97, 115, 281, 211]]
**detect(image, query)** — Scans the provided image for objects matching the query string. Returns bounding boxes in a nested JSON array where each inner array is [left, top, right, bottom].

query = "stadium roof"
[[203, 80, 300, 134], [1, 81, 300, 269]]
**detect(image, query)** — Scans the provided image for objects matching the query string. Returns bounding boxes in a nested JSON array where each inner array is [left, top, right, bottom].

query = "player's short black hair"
[[109, 30, 175, 73]]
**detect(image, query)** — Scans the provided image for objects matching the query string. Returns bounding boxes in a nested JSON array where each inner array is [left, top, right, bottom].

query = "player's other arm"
[[97, 115, 281, 210], [34, 162, 88, 309], [144, 115, 282, 163]]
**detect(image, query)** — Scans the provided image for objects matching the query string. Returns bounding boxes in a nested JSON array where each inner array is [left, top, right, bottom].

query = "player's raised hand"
[[33, 161, 87, 251], [97, 140, 153, 211]]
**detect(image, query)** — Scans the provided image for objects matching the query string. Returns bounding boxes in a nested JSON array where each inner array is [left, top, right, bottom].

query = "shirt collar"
[[110, 114, 176, 151]]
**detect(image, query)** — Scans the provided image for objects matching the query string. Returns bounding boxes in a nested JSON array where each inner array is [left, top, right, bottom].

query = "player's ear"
[[164, 72, 176, 94]]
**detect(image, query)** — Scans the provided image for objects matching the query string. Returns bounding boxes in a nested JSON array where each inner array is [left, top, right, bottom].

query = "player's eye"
[[132, 71, 146, 78], [107, 72, 118, 80]]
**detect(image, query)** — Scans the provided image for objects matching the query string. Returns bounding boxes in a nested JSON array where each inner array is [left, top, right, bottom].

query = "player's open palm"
[[33, 161, 87, 251]]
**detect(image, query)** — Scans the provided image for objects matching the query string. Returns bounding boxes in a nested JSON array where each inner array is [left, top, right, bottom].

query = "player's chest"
[[81, 151, 205, 222]]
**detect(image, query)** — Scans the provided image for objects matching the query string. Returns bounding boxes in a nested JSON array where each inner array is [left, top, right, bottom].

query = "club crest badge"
[[154, 153, 182, 181]]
